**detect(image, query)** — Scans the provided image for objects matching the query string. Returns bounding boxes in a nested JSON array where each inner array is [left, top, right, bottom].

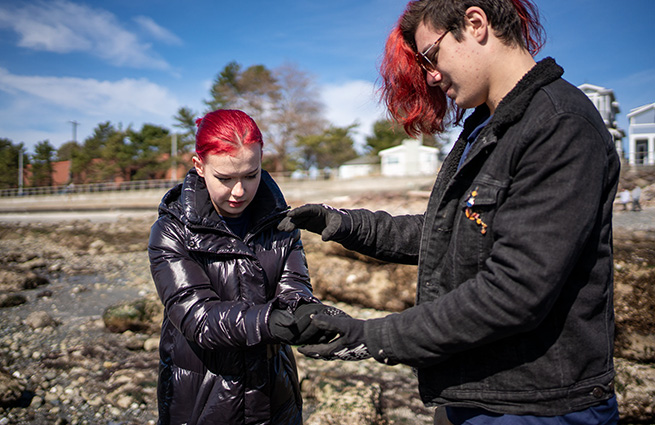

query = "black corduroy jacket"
[[337, 58, 619, 415]]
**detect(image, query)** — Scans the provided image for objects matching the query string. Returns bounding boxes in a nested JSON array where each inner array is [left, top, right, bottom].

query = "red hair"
[[195, 109, 263, 160], [510, 0, 544, 55], [379, 26, 455, 137], [379, 0, 544, 136]]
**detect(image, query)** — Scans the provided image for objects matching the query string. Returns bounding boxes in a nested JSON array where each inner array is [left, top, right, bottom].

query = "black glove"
[[269, 304, 349, 345], [277, 204, 351, 241], [298, 314, 372, 361]]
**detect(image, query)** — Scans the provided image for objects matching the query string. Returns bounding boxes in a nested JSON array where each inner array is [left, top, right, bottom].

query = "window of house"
[[635, 139, 648, 165]]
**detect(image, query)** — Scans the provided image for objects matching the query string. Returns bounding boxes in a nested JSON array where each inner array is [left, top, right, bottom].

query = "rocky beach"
[[1, 184, 654, 424]]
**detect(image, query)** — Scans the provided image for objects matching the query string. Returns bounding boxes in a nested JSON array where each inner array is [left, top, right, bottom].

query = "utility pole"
[[69, 120, 79, 143], [18, 146, 24, 196], [171, 133, 178, 181], [68, 120, 79, 183]]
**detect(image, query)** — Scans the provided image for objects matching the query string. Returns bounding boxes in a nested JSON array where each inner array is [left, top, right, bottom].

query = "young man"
[[279, 0, 620, 423]]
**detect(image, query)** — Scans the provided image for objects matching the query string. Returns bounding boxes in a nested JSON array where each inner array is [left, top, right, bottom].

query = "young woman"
[[148, 109, 340, 425]]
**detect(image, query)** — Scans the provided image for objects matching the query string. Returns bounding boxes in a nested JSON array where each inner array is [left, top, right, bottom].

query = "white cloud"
[[0, 0, 171, 69], [0, 67, 180, 149], [0, 68, 178, 117], [320, 80, 387, 151], [134, 16, 182, 46]]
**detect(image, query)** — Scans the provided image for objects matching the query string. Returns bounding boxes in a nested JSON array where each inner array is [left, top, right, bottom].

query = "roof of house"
[[379, 142, 439, 156], [627, 102, 655, 118], [340, 155, 379, 166], [578, 83, 615, 96]]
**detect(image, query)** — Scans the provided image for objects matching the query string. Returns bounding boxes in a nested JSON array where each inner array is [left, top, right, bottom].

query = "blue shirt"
[[446, 396, 619, 425], [457, 115, 492, 170]]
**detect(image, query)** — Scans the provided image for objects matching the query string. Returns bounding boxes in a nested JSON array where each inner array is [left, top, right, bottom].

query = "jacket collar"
[[429, 57, 564, 203], [158, 168, 289, 234], [457, 57, 563, 143], [486, 57, 563, 138], [447, 58, 563, 176]]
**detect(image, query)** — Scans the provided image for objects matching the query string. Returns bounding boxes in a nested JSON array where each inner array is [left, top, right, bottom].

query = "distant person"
[[148, 109, 343, 425], [631, 186, 642, 211], [620, 189, 631, 211], [279, 0, 620, 423]]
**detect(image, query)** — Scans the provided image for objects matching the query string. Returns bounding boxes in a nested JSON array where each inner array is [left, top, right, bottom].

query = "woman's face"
[[193, 143, 262, 218]]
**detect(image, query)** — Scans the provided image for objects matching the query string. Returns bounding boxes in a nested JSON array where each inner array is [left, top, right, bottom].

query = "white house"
[[578, 84, 625, 158], [338, 156, 379, 179], [378, 138, 440, 177], [627, 103, 655, 166]]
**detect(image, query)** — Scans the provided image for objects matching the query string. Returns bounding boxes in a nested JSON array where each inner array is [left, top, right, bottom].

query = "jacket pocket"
[[454, 181, 506, 272]]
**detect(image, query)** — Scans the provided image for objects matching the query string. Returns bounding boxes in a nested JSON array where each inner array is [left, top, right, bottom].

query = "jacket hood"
[[158, 168, 289, 233]]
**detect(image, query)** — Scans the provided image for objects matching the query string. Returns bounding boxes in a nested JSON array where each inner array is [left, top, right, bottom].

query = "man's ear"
[[464, 6, 489, 43], [192, 155, 205, 177]]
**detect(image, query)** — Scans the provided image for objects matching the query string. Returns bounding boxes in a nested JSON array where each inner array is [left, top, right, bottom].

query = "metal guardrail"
[[0, 171, 333, 198], [0, 179, 182, 198]]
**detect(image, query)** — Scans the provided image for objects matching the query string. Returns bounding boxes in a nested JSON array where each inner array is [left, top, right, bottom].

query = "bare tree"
[[264, 63, 327, 172], [205, 62, 327, 172]]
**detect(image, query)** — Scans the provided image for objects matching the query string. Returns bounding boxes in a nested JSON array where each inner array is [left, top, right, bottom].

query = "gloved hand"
[[269, 303, 349, 345], [298, 314, 372, 361], [277, 204, 351, 241]]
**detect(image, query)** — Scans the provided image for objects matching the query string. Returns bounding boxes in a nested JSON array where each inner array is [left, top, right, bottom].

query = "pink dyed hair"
[[195, 109, 263, 160]]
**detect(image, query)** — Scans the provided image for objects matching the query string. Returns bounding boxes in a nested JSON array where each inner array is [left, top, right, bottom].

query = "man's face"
[[415, 22, 487, 110], [193, 144, 262, 218]]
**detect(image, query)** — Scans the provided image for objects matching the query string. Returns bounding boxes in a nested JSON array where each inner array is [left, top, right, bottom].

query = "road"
[[1, 174, 653, 231]]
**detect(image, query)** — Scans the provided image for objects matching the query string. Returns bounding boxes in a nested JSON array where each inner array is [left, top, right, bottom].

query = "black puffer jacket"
[[148, 168, 316, 425]]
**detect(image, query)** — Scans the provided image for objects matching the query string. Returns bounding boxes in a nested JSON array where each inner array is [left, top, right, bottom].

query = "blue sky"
[[1, 0, 653, 155]]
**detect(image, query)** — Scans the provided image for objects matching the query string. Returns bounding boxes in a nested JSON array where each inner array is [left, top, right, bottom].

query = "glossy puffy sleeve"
[[273, 228, 319, 308]]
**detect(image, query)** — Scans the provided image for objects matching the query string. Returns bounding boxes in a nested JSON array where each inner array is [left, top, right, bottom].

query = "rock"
[[0, 366, 26, 407], [88, 239, 105, 255], [143, 337, 160, 352], [102, 296, 162, 334], [22, 274, 50, 290], [0, 270, 20, 291], [0, 269, 48, 292], [36, 290, 53, 298], [304, 377, 384, 425], [306, 240, 417, 312], [115, 394, 133, 409], [24, 311, 59, 329], [123, 332, 145, 351], [615, 358, 655, 423], [18, 258, 48, 271], [613, 235, 655, 362], [0, 293, 27, 308], [615, 331, 655, 363]]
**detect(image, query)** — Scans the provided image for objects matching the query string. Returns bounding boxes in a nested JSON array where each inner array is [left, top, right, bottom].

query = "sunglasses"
[[415, 30, 450, 73]]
